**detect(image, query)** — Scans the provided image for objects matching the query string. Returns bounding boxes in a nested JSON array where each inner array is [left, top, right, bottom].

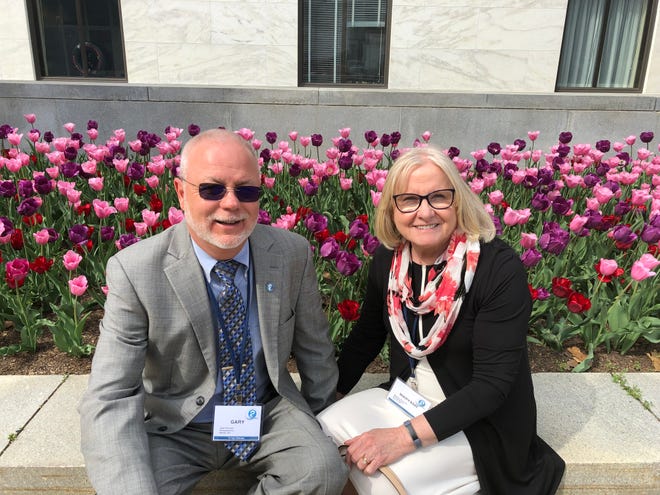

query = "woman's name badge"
[[387, 378, 431, 417], [212, 405, 262, 441]]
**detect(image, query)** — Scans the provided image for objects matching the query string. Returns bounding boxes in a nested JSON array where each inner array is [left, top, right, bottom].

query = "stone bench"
[[0, 373, 658, 494]]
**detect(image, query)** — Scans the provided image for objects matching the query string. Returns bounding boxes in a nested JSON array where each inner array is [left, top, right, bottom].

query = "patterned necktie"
[[213, 260, 258, 461]]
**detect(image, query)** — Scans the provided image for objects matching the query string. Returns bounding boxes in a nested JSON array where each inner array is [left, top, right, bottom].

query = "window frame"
[[298, 0, 392, 88], [25, 0, 128, 81], [555, 0, 657, 93]]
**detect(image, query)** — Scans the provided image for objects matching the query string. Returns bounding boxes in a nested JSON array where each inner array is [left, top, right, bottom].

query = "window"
[[556, 0, 656, 91], [300, 0, 390, 86], [26, 0, 126, 79]]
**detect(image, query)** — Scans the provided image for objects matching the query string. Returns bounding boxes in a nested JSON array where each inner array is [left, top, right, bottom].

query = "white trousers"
[[317, 359, 480, 495]]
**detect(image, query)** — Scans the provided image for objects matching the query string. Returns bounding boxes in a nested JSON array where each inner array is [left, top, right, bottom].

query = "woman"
[[317, 145, 565, 494]]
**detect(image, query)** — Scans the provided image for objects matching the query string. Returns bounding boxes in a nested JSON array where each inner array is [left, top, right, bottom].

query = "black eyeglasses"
[[179, 177, 262, 203], [393, 189, 455, 213]]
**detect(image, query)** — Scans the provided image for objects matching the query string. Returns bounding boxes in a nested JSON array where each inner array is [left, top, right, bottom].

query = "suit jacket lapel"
[[250, 226, 283, 386], [163, 222, 217, 376]]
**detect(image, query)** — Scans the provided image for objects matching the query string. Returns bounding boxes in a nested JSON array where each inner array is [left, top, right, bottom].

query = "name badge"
[[213, 405, 262, 441], [387, 378, 432, 417]]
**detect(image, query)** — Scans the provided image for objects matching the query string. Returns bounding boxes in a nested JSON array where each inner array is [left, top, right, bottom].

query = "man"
[[79, 129, 347, 494]]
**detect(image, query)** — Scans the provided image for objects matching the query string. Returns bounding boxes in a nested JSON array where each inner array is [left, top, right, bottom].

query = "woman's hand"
[[343, 425, 415, 475]]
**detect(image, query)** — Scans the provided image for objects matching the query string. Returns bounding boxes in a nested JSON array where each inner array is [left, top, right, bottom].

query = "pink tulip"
[[421, 131, 432, 142], [528, 131, 540, 141], [236, 128, 254, 141], [7, 132, 22, 146], [28, 130, 40, 143], [613, 142, 625, 152], [35, 142, 50, 154], [488, 190, 504, 206], [638, 253, 660, 270], [129, 139, 143, 152], [87, 128, 99, 140], [113, 158, 129, 173], [101, 285, 109, 296], [339, 128, 351, 138], [134, 222, 149, 236], [638, 148, 651, 160], [470, 149, 487, 160], [33, 229, 51, 245], [340, 177, 353, 190], [114, 197, 130, 212], [113, 128, 126, 142], [251, 139, 262, 151], [24, 114, 36, 124], [300, 136, 311, 147], [593, 186, 614, 205], [146, 175, 160, 188], [630, 261, 656, 281], [45, 166, 59, 179], [564, 174, 583, 188], [569, 215, 589, 233], [469, 178, 485, 194], [141, 209, 160, 227], [81, 160, 97, 175], [92, 199, 116, 218], [503, 207, 531, 226], [272, 213, 297, 230], [631, 189, 651, 206], [625, 135, 636, 146], [63, 122, 76, 133], [168, 207, 184, 225], [63, 250, 83, 271], [66, 188, 82, 204], [598, 259, 618, 276], [263, 177, 275, 189], [520, 233, 537, 249], [68, 275, 88, 296]]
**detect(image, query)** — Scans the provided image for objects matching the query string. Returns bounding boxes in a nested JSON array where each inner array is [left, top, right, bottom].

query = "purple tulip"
[[119, 233, 140, 249], [611, 225, 637, 245], [33, 175, 53, 195], [491, 214, 503, 236], [127, 162, 146, 180], [390, 132, 401, 145], [0, 216, 15, 237], [68, 224, 89, 245], [17, 179, 35, 198], [640, 223, 660, 244], [61, 161, 80, 178], [614, 201, 632, 216], [487, 142, 501, 155], [362, 233, 380, 255], [531, 193, 550, 212], [558, 131, 573, 144], [0, 124, 13, 140], [87, 120, 98, 130], [64, 146, 78, 161], [391, 149, 401, 161], [538, 222, 570, 255], [475, 159, 489, 174], [265, 132, 277, 144], [320, 237, 340, 259], [503, 163, 518, 180], [304, 213, 328, 233], [100, 226, 115, 242], [348, 219, 369, 239], [303, 181, 318, 196], [16, 197, 40, 216], [288, 163, 302, 177], [0, 180, 16, 198], [188, 124, 200, 137], [521, 249, 543, 268], [258, 210, 271, 225], [616, 151, 630, 165], [43, 131, 54, 143], [556, 144, 570, 158], [260, 149, 271, 162], [338, 155, 353, 170], [364, 130, 377, 144], [536, 287, 551, 300], [522, 175, 539, 189], [595, 162, 609, 176], [45, 228, 59, 243], [447, 146, 460, 159], [514, 139, 526, 151], [336, 251, 362, 276], [640, 131, 654, 143], [595, 140, 611, 153], [583, 173, 601, 188], [311, 134, 323, 147], [337, 138, 352, 153], [551, 196, 572, 216], [71, 132, 83, 143], [380, 134, 391, 147]]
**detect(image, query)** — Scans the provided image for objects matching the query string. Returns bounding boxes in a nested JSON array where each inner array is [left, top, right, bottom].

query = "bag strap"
[[378, 466, 408, 495]]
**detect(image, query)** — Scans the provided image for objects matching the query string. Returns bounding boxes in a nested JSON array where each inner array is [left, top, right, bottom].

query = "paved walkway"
[[0, 372, 658, 494]]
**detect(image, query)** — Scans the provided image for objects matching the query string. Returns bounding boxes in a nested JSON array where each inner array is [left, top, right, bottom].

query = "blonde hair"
[[375, 145, 496, 249], [179, 128, 257, 179]]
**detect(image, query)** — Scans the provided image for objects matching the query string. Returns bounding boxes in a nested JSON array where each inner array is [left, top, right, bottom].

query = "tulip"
[[68, 275, 88, 296], [62, 250, 83, 271]]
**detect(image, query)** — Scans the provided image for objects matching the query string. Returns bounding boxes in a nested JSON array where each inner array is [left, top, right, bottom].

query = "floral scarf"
[[387, 231, 481, 359]]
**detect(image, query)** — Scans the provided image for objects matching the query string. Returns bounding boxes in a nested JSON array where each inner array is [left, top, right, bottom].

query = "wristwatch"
[[403, 419, 422, 449]]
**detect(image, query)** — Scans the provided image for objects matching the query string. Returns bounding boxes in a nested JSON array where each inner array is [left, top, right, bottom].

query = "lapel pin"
[[265, 282, 275, 292]]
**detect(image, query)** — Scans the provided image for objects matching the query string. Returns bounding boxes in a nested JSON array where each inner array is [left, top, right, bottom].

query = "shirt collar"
[[191, 240, 251, 283]]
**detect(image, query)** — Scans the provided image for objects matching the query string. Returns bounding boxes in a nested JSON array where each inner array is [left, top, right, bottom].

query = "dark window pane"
[[27, 0, 126, 79], [556, 0, 654, 91], [301, 0, 389, 86]]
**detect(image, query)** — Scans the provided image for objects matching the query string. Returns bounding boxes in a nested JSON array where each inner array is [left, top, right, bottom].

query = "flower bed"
[[1, 117, 658, 371]]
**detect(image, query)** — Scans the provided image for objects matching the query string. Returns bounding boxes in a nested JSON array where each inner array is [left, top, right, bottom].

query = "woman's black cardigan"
[[337, 238, 565, 494]]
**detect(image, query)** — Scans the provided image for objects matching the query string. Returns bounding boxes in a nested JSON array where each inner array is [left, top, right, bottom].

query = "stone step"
[[0, 373, 658, 495]]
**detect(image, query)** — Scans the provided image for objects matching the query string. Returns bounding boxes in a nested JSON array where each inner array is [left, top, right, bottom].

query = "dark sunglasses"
[[179, 177, 262, 202]]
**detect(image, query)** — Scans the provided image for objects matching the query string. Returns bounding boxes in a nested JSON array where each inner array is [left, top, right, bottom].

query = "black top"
[[337, 237, 565, 494]]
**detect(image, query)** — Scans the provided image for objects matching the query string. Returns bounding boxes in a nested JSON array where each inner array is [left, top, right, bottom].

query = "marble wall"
[[0, 1, 658, 94]]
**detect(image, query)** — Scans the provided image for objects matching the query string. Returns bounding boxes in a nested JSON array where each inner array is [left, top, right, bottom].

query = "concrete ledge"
[[0, 373, 658, 495]]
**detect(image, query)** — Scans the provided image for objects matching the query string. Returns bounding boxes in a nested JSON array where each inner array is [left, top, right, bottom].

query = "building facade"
[[0, 0, 658, 152]]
